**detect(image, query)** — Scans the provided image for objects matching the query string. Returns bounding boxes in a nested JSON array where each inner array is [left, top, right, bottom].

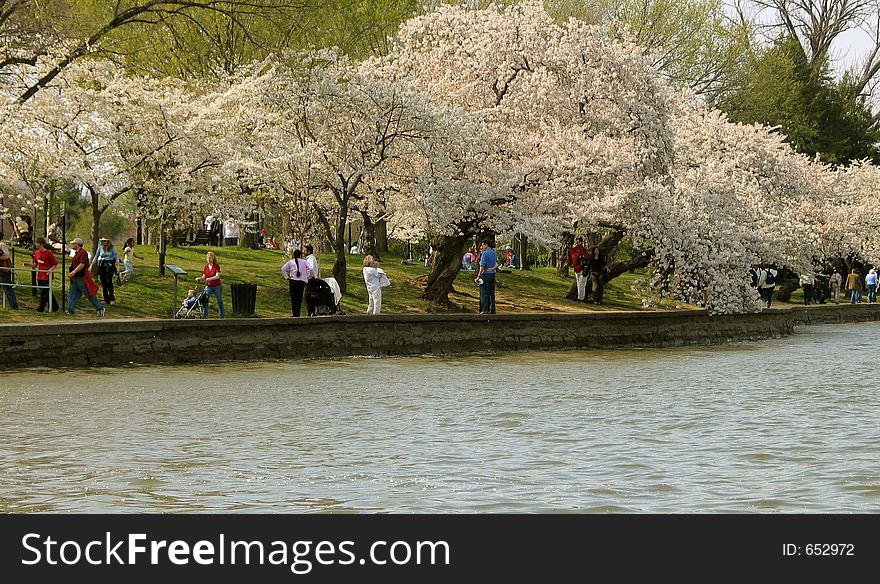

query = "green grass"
[[0, 244, 682, 322]]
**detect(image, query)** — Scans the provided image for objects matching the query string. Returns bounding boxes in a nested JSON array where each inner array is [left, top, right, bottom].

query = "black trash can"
[[231, 283, 257, 316]]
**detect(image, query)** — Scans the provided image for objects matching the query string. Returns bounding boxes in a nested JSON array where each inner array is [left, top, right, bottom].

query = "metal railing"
[[1, 265, 61, 311]]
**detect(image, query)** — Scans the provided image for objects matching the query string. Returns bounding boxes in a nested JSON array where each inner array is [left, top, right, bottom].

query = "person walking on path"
[[29, 238, 59, 312], [196, 251, 225, 318], [66, 238, 105, 316], [304, 244, 320, 280], [475, 239, 498, 314], [570, 237, 589, 301], [829, 271, 842, 304], [0, 239, 19, 309], [846, 268, 862, 304], [362, 255, 390, 315], [92, 237, 119, 304], [866, 268, 877, 303], [759, 265, 778, 308], [281, 249, 309, 317], [799, 273, 815, 305], [588, 246, 607, 304]]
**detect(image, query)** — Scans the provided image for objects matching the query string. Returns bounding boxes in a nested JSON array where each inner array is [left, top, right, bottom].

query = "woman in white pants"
[[362, 255, 389, 315]]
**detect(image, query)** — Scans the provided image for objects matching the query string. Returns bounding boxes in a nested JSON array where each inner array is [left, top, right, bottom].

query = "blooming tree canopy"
[[372, 1, 675, 301], [196, 49, 487, 292]]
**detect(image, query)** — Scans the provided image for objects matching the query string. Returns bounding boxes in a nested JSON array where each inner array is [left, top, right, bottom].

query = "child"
[[121, 238, 141, 283], [182, 288, 198, 310]]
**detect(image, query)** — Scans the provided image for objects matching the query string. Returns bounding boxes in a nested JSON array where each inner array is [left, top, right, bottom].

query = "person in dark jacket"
[[588, 247, 607, 304], [570, 237, 588, 301]]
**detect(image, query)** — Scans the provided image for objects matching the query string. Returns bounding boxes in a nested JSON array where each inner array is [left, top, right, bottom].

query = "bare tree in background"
[[754, 0, 880, 114], [0, 0, 305, 103]]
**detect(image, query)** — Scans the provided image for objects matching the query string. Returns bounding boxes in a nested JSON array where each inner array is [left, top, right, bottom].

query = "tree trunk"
[[158, 215, 167, 276], [376, 218, 388, 253], [598, 229, 626, 256], [359, 210, 378, 259], [565, 250, 653, 300], [89, 187, 102, 254], [606, 251, 653, 280], [242, 212, 259, 249], [280, 206, 292, 239], [774, 279, 798, 302], [43, 195, 50, 238], [832, 257, 847, 279], [423, 233, 471, 304], [557, 232, 575, 276], [515, 233, 529, 270], [332, 211, 348, 294], [549, 248, 557, 268]]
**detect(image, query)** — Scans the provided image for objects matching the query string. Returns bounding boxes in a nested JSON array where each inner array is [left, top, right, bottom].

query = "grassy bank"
[[1, 244, 674, 322]]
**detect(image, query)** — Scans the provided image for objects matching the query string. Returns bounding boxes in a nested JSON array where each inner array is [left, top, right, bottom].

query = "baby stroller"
[[305, 276, 344, 316], [175, 286, 209, 319]]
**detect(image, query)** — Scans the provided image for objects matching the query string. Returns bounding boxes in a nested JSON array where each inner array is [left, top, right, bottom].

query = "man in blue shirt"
[[475, 238, 498, 314]]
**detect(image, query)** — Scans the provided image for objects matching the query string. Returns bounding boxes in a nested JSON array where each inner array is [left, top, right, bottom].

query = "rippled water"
[[2, 322, 880, 513]]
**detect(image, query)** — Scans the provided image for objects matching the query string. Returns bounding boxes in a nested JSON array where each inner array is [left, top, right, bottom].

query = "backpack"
[[765, 269, 777, 286]]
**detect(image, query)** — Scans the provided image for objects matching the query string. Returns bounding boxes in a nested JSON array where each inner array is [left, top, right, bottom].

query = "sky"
[[834, 26, 876, 74], [744, 2, 877, 77]]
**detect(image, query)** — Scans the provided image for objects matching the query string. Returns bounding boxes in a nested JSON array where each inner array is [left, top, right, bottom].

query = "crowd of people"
[[750, 265, 880, 307], [461, 244, 520, 273], [7, 221, 880, 319], [0, 233, 143, 316]]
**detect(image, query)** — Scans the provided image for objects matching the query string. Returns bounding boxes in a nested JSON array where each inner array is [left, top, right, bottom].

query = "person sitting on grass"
[[462, 249, 475, 271]]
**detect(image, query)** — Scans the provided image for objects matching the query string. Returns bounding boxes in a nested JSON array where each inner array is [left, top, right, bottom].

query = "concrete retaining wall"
[[2, 304, 879, 370]]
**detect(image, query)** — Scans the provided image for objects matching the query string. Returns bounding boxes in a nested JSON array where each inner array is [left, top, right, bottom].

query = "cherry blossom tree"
[[816, 161, 880, 269], [6, 59, 241, 271], [196, 49, 487, 293], [374, 1, 675, 304], [634, 92, 833, 313]]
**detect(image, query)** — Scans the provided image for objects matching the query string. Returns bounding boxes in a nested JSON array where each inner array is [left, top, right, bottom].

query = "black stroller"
[[305, 277, 342, 316]]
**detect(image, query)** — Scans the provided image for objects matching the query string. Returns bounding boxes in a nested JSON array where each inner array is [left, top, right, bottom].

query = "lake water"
[[1, 322, 879, 513]]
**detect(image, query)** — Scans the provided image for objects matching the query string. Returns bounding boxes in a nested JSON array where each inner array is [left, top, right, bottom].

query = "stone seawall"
[[2, 304, 879, 370]]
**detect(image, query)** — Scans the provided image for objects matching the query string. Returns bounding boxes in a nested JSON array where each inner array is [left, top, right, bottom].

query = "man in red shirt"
[[570, 237, 588, 301], [29, 237, 59, 312], [66, 237, 104, 316]]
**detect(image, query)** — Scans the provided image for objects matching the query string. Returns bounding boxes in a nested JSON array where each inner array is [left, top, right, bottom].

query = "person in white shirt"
[[799, 273, 815, 305], [362, 255, 390, 315], [759, 266, 777, 308], [281, 249, 310, 317], [304, 244, 320, 279], [223, 218, 239, 246]]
